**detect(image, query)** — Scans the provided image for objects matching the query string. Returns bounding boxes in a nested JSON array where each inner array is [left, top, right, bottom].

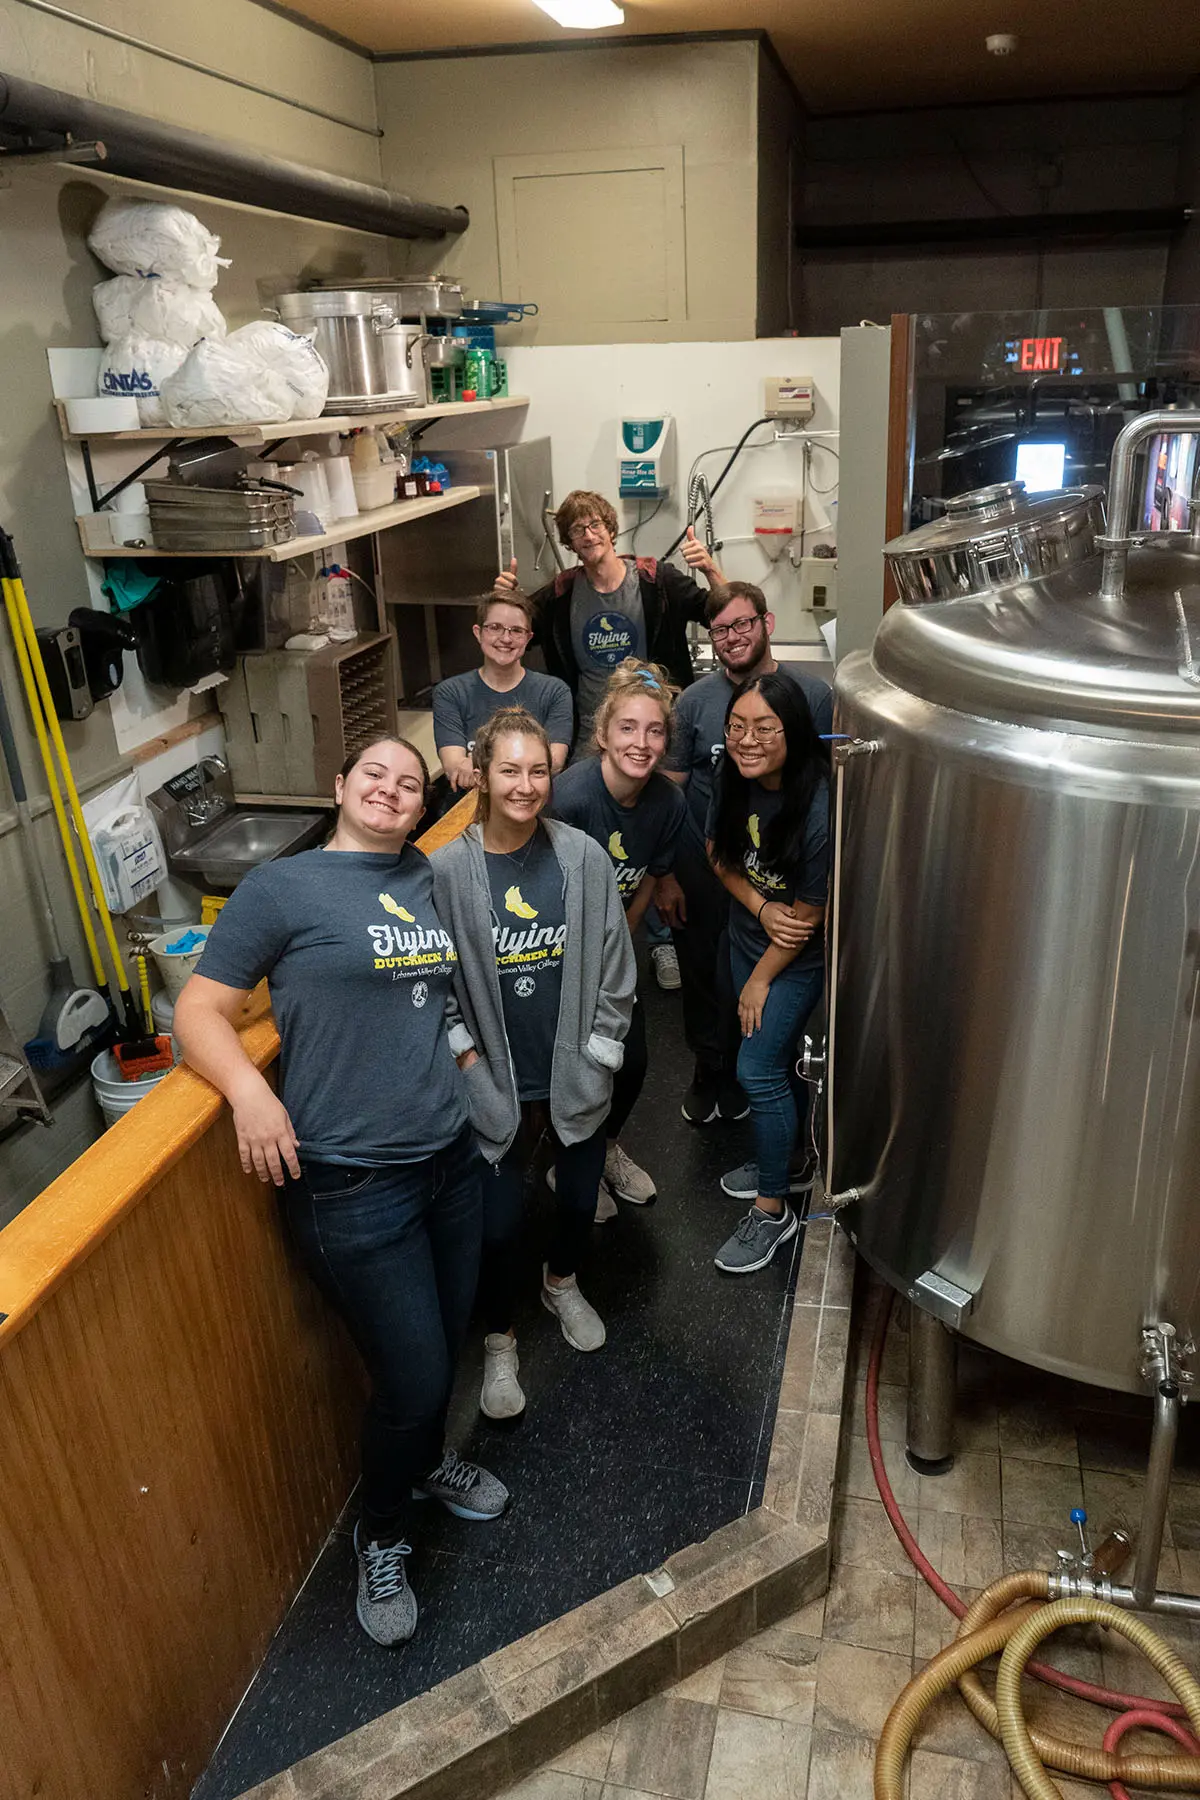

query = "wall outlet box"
[[764, 376, 815, 420]]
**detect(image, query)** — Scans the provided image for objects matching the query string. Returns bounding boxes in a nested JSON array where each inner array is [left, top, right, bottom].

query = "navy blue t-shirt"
[[432, 666, 574, 756], [485, 827, 566, 1101], [549, 756, 685, 910], [667, 663, 832, 849], [706, 776, 830, 970], [195, 845, 466, 1164]]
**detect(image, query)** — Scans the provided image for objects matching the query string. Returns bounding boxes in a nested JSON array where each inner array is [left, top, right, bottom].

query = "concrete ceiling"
[[271, 0, 1200, 114]]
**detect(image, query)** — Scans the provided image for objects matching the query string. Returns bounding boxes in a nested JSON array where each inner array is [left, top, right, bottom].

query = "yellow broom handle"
[[1, 575, 109, 989], [9, 572, 131, 998]]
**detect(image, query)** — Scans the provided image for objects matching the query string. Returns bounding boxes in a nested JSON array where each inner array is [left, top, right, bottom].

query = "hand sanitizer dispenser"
[[618, 416, 675, 497]]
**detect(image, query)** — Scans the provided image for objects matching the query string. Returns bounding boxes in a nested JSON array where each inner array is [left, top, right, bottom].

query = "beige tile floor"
[[495, 1282, 1200, 1800]]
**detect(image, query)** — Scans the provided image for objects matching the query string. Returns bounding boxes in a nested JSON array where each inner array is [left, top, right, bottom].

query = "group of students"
[[173, 488, 831, 1651]]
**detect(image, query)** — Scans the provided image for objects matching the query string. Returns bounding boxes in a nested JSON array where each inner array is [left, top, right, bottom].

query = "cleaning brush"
[[112, 953, 174, 1081]]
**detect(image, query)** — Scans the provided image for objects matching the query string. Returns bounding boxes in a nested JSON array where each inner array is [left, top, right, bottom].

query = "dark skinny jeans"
[[605, 994, 647, 1140], [280, 1124, 483, 1540], [480, 1106, 607, 1333]]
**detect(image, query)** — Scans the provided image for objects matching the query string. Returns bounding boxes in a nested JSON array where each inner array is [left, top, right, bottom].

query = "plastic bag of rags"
[[159, 334, 295, 429], [228, 321, 329, 420], [88, 198, 229, 287], [93, 275, 226, 349], [98, 335, 188, 427]]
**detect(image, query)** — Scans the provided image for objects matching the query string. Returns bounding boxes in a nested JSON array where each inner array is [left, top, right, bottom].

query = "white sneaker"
[[594, 1180, 618, 1224], [651, 943, 681, 991], [604, 1140, 656, 1204], [480, 1332, 526, 1419], [541, 1265, 606, 1351]]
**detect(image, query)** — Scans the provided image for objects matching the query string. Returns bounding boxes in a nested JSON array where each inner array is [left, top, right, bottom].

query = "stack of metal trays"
[[145, 481, 296, 553]]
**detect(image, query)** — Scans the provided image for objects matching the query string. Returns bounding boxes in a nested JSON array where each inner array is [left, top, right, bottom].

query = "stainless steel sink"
[[170, 808, 328, 888]]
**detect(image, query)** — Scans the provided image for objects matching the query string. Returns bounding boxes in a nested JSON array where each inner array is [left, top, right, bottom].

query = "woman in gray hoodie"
[[431, 706, 636, 1422]]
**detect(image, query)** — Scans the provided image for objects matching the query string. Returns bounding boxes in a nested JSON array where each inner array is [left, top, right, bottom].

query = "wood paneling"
[[0, 797, 475, 1799], [0, 1105, 364, 1799]]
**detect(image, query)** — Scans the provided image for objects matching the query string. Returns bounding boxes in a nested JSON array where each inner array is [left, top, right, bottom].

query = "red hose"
[[865, 1288, 1187, 1719], [1103, 1708, 1200, 1800]]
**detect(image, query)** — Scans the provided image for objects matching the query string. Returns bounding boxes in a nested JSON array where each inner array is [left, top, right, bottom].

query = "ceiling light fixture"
[[533, 0, 624, 28]]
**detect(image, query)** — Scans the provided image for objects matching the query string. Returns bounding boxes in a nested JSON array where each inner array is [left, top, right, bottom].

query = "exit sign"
[[1017, 336, 1064, 372]]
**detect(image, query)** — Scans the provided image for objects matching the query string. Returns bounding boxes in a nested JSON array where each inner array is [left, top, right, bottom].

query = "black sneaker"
[[681, 1065, 720, 1125], [717, 1073, 750, 1121]]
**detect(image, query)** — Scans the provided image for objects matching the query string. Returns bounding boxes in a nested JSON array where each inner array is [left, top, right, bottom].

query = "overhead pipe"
[[0, 71, 468, 242]]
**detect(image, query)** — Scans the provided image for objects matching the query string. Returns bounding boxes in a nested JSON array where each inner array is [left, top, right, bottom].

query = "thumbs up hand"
[[681, 523, 717, 578], [493, 556, 520, 598]]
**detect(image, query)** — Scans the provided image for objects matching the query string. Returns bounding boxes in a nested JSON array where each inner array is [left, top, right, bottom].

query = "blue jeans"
[[280, 1125, 483, 1538], [730, 941, 824, 1200], [481, 1107, 607, 1332], [645, 905, 671, 948]]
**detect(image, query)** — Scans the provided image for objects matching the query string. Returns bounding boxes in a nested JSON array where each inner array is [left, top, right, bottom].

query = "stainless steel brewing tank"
[[830, 425, 1200, 1393]]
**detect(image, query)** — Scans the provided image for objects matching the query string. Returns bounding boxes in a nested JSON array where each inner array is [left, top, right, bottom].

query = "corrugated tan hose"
[[874, 1573, 1200, 1797]]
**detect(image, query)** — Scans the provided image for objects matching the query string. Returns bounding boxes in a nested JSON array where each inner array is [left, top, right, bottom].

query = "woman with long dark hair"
[[705, 673, 829, 1274], [174, 737, 506, 1649]]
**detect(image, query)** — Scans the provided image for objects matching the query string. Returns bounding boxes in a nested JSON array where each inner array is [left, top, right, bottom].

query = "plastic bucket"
[[91, 1047, 174, 1129], [151, 989, 175, 1035], [149, 924, 210, 1001]]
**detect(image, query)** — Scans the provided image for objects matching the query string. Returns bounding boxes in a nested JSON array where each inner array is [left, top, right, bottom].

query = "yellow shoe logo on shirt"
[[748, 814, 761, 850], [599, 615, 614, 631], [505, 884, 538, 919], [608, 829, 628, 861], [379, 892, 416, 922]]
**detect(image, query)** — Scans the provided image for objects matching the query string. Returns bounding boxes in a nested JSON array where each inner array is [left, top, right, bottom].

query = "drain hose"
[[875, 1584, 1200, 1797]]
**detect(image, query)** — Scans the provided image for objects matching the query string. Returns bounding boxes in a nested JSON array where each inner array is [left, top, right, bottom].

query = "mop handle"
[[136, 954, 154, 1035], [0, 534, 133, 1014], [0, 572, 108, 991]]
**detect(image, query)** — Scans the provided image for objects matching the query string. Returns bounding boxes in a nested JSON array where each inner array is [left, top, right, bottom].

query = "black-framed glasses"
[[709, 614, 760, 645], [568, 520, 607, 542], [481, 623, 531, 641]]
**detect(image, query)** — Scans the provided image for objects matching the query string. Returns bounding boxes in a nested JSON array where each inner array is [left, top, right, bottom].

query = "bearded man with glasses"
[[662, 580, 832, 1126]]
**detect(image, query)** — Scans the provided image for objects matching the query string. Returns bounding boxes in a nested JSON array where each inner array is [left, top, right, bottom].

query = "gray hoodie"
[[431, 818, 636, 1162]]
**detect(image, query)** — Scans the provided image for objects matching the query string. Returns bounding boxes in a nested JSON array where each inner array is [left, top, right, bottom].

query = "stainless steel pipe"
[[1099, 409, 1200, 600], [906, 1304, 957, 1475], [1133, 1382, 1182, 1609]]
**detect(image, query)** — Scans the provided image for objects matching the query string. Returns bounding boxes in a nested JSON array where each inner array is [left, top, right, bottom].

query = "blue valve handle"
[[1070, 1507, 1089, 1560]]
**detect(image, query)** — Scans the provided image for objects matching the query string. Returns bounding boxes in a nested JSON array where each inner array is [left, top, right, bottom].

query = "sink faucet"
[[185, 756, 229, 828]]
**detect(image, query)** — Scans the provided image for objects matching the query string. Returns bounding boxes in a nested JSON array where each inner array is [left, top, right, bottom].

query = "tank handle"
[[1099, 409, 1200, 603]]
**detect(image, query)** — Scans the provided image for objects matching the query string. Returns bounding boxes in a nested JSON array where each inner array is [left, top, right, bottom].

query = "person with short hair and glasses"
[[432, 591, 573, 797], [704, 675, 829, 1274], [662, 580, 832, 1130]]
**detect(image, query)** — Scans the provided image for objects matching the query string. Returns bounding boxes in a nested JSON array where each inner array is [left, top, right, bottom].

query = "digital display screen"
[[1014, 442, 1067, 492]]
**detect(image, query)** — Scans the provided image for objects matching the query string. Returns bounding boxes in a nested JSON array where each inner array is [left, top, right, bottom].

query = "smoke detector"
[[986, 32, 1018, 54]]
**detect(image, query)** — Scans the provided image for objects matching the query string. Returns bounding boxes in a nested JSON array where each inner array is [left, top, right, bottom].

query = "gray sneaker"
[[354, 1523, 417, 1646], [720, 1160, 816, 1200], [413, 1448, 509, 1520], [714, 1204, 798, 1274]]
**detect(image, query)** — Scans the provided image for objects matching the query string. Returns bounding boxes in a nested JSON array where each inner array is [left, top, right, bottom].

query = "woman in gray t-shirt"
[[174, 737, 507, 1651]]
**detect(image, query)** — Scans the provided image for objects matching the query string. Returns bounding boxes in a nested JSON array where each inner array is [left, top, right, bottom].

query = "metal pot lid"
[[883, 482, 1102, 558], [872, 537, 1200, 738]]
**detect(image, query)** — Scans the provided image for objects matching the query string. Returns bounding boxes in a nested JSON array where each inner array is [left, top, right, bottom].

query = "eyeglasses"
[[725, 720, 785, 743], [709, 614, 761, 645], [481, 624, 531, 641], [568, 520, 607, 543]]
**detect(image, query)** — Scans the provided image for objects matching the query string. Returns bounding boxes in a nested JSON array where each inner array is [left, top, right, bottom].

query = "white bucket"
[[151, 989, 175, 1035], [149, 924, 210, 1001], [91, 1046, 174, 1129]]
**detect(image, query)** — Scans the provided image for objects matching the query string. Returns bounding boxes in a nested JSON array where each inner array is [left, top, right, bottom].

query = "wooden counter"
[[0, 794, 476, 1800]]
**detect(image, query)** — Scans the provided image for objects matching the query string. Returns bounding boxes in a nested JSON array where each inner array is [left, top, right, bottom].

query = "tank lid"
[[884, 482, 1100, 558], [872, 538, 1200, 738]]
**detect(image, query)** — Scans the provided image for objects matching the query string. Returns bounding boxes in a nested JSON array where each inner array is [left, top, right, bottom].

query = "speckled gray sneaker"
[[719, 1160, 816, 1200], [714, 1204, 798, 1274], [354, 1523, 417, 1646], [413, 1448, 509, 1520]]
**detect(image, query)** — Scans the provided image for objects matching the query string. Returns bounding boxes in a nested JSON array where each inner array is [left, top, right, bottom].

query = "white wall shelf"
[[55, 396, 528, 445]]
